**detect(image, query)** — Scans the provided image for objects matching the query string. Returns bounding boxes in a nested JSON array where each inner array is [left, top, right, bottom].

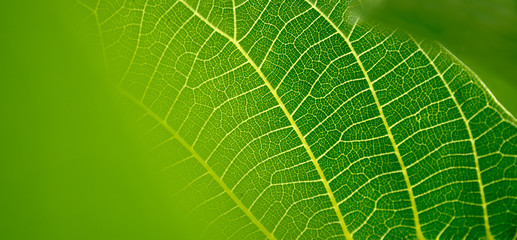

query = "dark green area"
[[359, 0, 517, 115]]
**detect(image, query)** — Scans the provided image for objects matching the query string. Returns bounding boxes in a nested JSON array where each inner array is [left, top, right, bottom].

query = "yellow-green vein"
[[118, 88, 277, 240], [177, 0, 353, 238], [304, 1, 425, 239], [413, 39, 493, 240]]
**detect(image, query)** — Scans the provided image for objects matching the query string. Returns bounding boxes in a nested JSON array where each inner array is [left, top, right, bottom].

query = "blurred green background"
[[1, 0, 515, 239], [1, 1, 195, 239]]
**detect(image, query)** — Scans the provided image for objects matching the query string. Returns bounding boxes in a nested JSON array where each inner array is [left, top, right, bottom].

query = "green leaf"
[[80, 0, 517, 239]]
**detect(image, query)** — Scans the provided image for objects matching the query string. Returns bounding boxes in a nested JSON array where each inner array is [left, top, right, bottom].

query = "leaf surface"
[[80, 0, 517, 239]]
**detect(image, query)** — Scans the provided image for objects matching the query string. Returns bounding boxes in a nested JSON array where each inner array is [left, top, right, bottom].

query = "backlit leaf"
[[79, 0, 517, 239]]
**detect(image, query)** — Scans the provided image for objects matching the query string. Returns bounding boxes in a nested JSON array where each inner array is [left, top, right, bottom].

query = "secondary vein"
[[303, 1, 425, 239], [119, 88, 277, 240], [119, 0, 149, 86], [413, 39, 494, 240], [178, 0, 353, 238]]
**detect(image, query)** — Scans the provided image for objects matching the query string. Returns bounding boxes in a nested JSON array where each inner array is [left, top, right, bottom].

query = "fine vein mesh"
[[80, 0, 517, 239]]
